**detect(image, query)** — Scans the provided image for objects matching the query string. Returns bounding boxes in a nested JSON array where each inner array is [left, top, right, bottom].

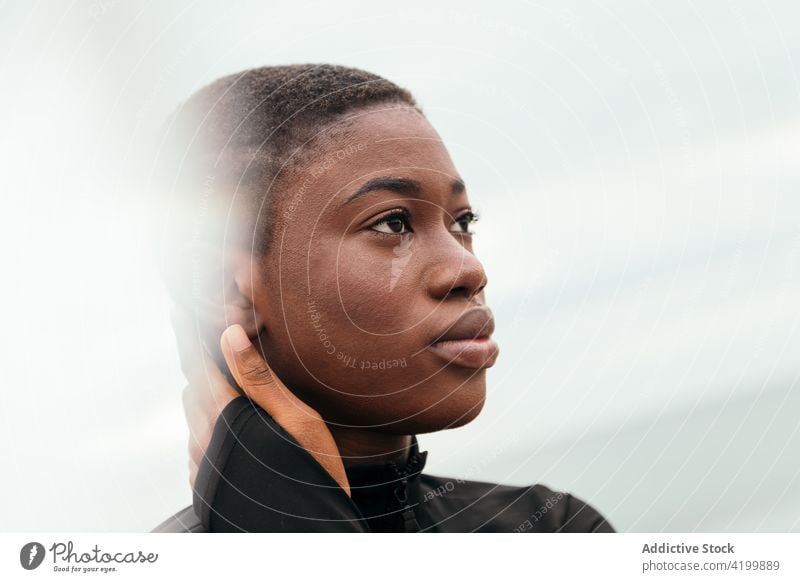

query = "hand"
[[171, 306, 351, 497]]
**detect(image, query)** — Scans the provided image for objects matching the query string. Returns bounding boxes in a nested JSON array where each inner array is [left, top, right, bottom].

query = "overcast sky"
[[1, 0, 798, 532]]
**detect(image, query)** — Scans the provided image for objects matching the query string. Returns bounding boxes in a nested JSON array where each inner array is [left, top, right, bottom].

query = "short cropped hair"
[[156, 63, 419, 302]]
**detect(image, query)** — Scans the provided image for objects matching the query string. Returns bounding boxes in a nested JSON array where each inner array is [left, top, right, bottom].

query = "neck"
[[328, 426, 413, 468]]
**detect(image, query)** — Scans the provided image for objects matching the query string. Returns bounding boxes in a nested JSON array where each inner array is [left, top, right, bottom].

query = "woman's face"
[[248, 105, 499, 434]]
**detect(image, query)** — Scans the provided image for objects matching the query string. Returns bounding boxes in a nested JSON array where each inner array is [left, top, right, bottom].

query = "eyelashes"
[[370, 208, 412, 235], [452, 210, 479, 235], [367, 208, 479, 238]]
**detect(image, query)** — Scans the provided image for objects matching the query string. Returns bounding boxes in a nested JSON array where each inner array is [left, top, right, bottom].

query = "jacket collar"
[[343, 435, 428, 532], [344, 435, 427, 487]]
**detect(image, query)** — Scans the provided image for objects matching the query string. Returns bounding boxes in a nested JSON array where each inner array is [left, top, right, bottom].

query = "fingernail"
[[226, 325, 251, 352]]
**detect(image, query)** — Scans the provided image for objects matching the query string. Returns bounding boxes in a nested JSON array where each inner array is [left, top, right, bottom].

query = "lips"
[[427, 308, 499, 369]]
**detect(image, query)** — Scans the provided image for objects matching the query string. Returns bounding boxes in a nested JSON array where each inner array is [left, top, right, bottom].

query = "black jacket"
[[153, 397, 614, 533]]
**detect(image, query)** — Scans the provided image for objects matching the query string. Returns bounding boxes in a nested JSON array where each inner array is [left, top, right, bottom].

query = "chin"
[[390, 373, 488, 434]]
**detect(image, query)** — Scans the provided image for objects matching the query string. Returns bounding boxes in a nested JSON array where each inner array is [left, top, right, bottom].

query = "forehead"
[[295, 106, 458, 200]]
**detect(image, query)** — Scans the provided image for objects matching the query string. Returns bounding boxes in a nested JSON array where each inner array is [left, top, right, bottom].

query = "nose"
[[425, 234, 488, 301]]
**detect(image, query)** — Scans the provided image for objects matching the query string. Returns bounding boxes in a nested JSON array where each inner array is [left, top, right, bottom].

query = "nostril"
[[444, 280, 487, 300], [446, 285, 470, 299]]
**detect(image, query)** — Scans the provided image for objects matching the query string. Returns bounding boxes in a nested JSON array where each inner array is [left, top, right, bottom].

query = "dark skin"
[[176, 104, 499, 494]]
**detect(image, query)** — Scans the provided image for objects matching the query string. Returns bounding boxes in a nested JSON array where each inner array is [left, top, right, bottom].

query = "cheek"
[[329, 235, 418, 334], [275, 239, 405, 371], [276, 238, 419, 382]]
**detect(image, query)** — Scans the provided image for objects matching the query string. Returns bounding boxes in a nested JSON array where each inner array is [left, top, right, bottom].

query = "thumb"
[[219, 324, 351, 497], [219, 324, 318, 424]]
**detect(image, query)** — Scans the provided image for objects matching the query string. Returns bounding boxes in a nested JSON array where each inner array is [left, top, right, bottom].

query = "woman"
[[151, 64, 614, 533]]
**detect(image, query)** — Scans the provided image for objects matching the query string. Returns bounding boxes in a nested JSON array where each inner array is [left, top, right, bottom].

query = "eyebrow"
[[342, 176, 466, 206]]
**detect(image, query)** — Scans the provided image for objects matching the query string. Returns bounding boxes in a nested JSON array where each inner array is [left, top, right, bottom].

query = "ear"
[[221, 246, 269, 337], [168, 241, 269, 362]]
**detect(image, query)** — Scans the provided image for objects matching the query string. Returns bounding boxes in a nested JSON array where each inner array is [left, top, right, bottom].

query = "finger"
[[183, 388, 211, 448], [172, 303, 238, 411], [188, 430, 210, 469], [182, 383, 209, 427], [220, 324, 317, 423], [170, 304, 207, 388], [183, 384, 211, 463], [189, 458, 198, 490], [188, 342, 239, 422]]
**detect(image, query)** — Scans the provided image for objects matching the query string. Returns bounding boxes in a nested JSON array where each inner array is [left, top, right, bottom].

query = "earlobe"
[[170, 242, 266, 352], [227, 248, 269, 339]]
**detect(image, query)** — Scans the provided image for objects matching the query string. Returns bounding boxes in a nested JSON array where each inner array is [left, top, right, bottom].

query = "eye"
[[369, 209, 413, 235], [450, 210, 479, 235]]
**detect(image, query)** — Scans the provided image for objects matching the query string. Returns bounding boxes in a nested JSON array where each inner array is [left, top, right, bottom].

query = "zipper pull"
[[394, 478, 408, 504], [394, 478, 421, 532]]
